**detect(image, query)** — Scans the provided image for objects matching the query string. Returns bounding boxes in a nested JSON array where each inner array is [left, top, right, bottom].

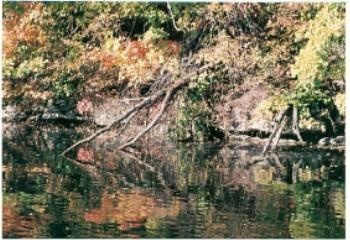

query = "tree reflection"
[[84, 188, 181, 232], [2, 126, 345, 238]]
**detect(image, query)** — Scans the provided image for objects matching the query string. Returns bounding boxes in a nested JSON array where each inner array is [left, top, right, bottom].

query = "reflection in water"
[[2, 126, 345, 238], [84, 189, 181, 232]]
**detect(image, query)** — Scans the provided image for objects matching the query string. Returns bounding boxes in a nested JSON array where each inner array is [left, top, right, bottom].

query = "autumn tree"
[[2, 2, 345, 155]]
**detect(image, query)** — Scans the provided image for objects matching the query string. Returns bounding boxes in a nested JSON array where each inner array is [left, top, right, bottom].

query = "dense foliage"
[[3, 2, 345, 139], [257, 4, 345, 134]]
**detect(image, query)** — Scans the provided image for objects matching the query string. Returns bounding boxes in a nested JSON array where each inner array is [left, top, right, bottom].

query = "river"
[[2, 125, 345, 238]]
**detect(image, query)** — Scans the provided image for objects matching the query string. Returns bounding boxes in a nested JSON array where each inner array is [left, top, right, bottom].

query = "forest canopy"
[[2, 2, 345, 143]]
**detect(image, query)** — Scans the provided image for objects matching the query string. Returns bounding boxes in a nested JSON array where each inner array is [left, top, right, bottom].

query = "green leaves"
[[11, 56, 46, 79], [261, 4, 346, 125], [292, 5, 345, 84], [143, 27, 169, 44], [169, 73, 222, 142]]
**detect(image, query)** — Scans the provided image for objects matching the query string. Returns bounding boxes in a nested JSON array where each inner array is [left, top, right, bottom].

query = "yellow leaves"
[[222, 3, 234, 13], [299, 117, 324, 131], [14, 56, 46, 79], [254, 94, 289, 121], [26, 91, 52, 101], [292, 5, 345, 83], [3, 55, 51, 101], [103, 38, 124, 52], [143, 27, 169, 45], [3, 3, 47, 58], [4, 81, 52, 102], [207, 3, 221, 12], [83, 37, 181, 87], [195, 32, 232, 65]]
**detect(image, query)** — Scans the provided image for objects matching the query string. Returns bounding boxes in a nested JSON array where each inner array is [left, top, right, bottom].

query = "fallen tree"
[[62, 62, 214, 156], [57, 3, 344, 157]]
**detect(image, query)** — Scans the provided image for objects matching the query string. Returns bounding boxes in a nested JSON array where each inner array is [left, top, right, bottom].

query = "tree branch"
[[61, 63, 213, 156], [167, 2, 181, 32], [61, 91, 165, 156], [118, 78, 186, 150]]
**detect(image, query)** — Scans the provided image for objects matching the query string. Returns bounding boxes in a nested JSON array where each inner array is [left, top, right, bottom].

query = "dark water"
[[3, 125, 345, 238]]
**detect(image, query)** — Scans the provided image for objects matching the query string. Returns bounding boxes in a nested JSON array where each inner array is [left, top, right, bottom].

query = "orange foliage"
[[80, 38, 181, 87], [84, 188, 181, 231], [82, 49, 117, 70], [166, 41, 181, 55], [99, 53, 117, 70], [126, 41, 148, 58], [154, 40, 181, 56], [3, 202, 18, 235], [3, 3, 46, 58]]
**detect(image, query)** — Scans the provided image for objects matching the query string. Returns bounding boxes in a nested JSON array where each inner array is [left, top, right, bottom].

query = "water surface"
[[2, 125, 345, 238]]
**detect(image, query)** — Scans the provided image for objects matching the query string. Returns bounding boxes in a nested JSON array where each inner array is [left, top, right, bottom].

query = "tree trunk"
[[262, 105, 291, 156], [292, 106, 304, 144], [271, 115, 288, 150]]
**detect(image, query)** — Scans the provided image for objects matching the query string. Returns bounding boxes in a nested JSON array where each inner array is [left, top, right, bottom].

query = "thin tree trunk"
[[271, 115, 288, 150], [167, 2, 181, 31], [292, 160, 302, 184], [292, 106, 304, 143]]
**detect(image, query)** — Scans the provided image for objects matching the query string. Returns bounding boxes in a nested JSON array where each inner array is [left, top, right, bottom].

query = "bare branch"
[[118, 78, 186, 150], [167, 2, 182, 32], [61, 62, 212, 156], [61, 91, 165, 156]]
